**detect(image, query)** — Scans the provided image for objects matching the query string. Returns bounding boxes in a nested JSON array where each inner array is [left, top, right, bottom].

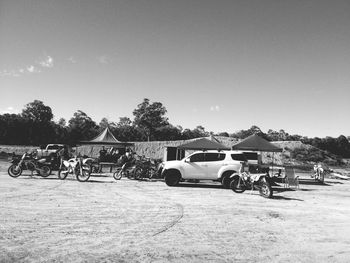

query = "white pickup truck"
[[37, 144, 65, 157], [162, 150, 248, 188]]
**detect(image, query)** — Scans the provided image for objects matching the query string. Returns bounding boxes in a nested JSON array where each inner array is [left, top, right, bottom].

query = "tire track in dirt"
[[133, 182, 184, 237], [54, 180, 186, 262]]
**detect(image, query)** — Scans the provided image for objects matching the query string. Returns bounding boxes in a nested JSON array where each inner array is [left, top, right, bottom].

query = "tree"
[[154, 124, 182, 141], [233, 125, 264, 139], [99, 117, 116, 129], [217, 132, 229, 137], [117, 117, 132, 127], [68, 110, 98, 143], [181, 125, 209, 139], [133, 98, 169, 141], [22, 100, 53, 123], [57, 118, 66, 127]]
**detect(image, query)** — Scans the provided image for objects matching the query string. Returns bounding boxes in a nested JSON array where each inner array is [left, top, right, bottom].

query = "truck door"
[[182, 153, 207, 179], [203, 152, 226, 179]]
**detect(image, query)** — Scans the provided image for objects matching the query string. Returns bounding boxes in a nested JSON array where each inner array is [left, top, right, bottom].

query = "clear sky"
[[1, 0, 349, 138]]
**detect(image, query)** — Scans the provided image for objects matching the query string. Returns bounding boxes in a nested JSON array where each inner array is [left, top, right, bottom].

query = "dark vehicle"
[[8, 152, 51, 178], [230, 164, 273, 198]]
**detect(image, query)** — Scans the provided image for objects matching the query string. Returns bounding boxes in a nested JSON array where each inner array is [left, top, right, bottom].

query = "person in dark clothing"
[[98, 146, 107, 162]]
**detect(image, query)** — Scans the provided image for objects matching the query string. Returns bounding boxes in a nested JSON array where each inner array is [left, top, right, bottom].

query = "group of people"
[[98, 146, 136, 166]]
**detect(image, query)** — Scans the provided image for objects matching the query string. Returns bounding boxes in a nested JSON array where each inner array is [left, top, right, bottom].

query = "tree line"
[[1, 99, 350, 158]]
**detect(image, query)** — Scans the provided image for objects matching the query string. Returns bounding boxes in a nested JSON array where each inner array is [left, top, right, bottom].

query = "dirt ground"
[[1, 160, 350, 263]]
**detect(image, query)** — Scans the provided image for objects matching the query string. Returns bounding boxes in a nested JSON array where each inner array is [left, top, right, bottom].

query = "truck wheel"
[[165, 170, 181, 186]]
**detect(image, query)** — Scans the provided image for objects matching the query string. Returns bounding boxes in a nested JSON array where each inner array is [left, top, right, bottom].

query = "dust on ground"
[[1, 160, 350, 263]]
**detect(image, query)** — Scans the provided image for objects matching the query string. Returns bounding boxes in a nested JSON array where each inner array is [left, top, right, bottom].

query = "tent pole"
[[272, 152, 274, 176], [90, 146, 94, 157]]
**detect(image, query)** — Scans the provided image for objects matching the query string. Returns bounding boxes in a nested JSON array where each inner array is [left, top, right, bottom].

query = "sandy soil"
[[1, 160, 350, 263]]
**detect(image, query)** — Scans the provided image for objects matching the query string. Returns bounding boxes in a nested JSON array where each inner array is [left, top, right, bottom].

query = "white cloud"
[[0, 54, 56, 78], [210, 105, 220, 112], [0, 70, 20, 77], [0, 106, 19, 114], [27, 65, 41, 73], [38, 55, 54, 68]]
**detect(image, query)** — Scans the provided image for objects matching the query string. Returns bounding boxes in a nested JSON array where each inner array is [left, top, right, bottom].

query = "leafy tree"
[[57, 118, 67, 127], [21, 100, 53, 123], [99, 117, 116, 130], [0, 114, 27, 144], [232, 125, 264, 139], [154, 125, 182, 141], [217, 132, 229, 137], [117, 117, 132, 127], [68, 110, 98, 143], [181, 125, 209, 139], [133, 98, 169, 141]]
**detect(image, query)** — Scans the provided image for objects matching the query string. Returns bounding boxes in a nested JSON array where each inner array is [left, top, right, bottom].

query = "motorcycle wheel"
[[259, 179, 273, 198], [113, 168, 123, 180], [39, 166, 51, 177], [58, 166, 68, 180], [317, 172, 325, 184], [230, 178, 246, 193], [134, 167, 143, 180], [8, 165, 22, 178], [76, 165, 91, 182], [148, 167, 157, 179]]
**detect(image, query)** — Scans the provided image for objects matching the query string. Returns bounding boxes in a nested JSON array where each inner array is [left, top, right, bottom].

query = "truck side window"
[[189, 153, 205, 162], [204, 153, 225, 162], [231, 154, 247, 162]]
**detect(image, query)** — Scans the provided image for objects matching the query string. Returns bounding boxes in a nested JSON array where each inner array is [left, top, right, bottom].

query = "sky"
[[1, 0, 350, 138]]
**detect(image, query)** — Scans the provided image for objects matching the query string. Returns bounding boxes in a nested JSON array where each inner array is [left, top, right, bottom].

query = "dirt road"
[[1, 161, 350, 262]]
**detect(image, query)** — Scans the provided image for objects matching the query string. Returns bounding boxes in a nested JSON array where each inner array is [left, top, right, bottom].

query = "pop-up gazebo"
[[178, 137, 230, 151], [80, 127, 133, 147], [79, 127, 134, 159], [231, 134, 282, 152], [231, 134, 282, 174]]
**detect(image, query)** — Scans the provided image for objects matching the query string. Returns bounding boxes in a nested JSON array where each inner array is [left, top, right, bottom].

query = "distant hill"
[[215, 137, 341, 167]]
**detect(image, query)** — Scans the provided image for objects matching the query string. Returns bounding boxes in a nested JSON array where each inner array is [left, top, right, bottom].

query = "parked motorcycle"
[[8, 152, 51, 178], [312, 164, 325, 183], [113, 162, 138, 180], [230, 164, 273, 198], [58, 156, 91, 182], [133, 158, 160, 180]]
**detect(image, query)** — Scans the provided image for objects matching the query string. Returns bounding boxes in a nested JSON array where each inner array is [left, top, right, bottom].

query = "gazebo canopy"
[[231, 134, 282, 152], [177, 137, 230, 151], [80, 127, 133, 146]]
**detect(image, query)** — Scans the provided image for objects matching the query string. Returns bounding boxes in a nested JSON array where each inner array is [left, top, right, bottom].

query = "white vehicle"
[[38, 144, 65, 157], [162, 150, 247, 187]]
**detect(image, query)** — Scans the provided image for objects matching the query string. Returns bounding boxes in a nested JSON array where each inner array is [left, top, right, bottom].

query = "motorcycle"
[[58, 156, 91, 182], [133, 158, 161, 180], [113, 162, 138, 180], [8, 152, 51, 178], [230, 163, 273, 198], [312, 164, 325, 183]]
